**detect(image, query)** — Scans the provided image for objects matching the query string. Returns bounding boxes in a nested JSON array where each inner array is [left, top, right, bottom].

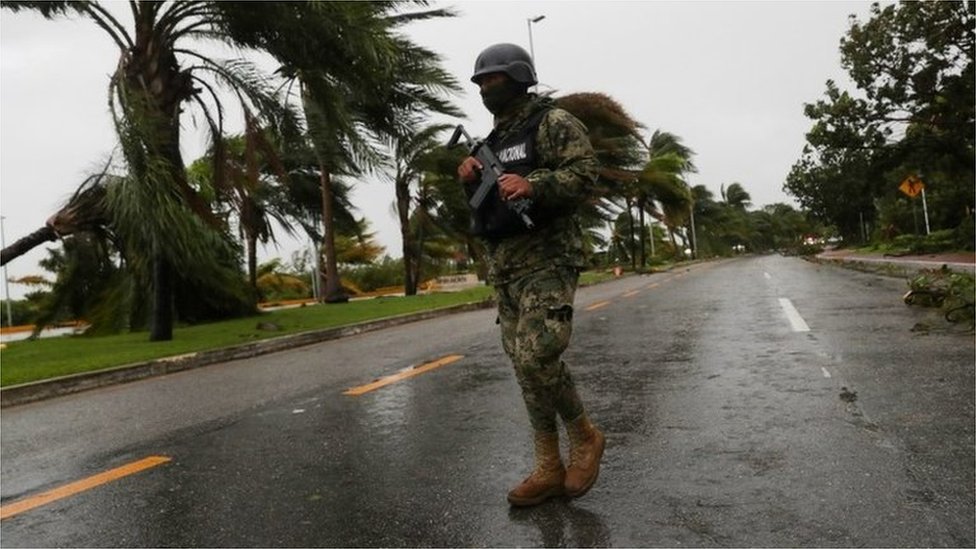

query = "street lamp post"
[[527, 15, 545, 65], [1, 216, 12, 327]]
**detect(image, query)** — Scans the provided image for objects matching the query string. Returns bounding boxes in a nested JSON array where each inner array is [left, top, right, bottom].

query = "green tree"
[[415, 145, 482, 277], [247, 2, 460, 303], [188, 133, 301, 299], [1, 171, 110, 266], [27, 233, 123, 337], [555, 92, 646, 265], [786, 1, 974, 243], [721, 182, 752, 210], [637, 131, 697, 265], [3, 1, 300, 341], [387, 122, 453, 295]]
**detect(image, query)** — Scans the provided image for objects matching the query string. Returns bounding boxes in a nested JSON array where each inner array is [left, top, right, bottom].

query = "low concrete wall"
[[430, 274, 483, 292]]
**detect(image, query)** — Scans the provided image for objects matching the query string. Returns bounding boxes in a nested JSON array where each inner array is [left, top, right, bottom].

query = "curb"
[[0, 300, 494, 409], [808, 254, 976, 278]]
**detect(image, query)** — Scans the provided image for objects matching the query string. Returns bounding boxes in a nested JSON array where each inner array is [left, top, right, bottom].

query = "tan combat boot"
[[507, 431, 566, 507], [564, 414, 605, 497]]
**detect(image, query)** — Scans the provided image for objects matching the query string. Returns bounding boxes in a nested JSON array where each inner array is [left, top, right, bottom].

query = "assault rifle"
[[447, 124, 535, 230]]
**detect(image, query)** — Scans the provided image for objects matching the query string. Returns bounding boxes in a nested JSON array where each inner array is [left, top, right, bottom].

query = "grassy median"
[[0, 271, 619, 387], [0, 287, 493, 387]]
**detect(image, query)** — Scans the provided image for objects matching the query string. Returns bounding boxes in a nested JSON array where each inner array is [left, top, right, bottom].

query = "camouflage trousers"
[[495, 265, 585, 433]]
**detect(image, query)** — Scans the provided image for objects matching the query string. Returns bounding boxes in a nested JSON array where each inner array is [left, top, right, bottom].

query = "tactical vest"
[[468, 107, 552, 241]]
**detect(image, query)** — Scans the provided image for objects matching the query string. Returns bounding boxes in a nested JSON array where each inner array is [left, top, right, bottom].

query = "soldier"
[[456, 43, 605, 507]]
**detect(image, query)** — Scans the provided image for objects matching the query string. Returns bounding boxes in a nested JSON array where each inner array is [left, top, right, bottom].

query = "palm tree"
[[412, 144, 485, 277], [636, 130, 697, 264], [250, 2, 460, 303], [187, 131, 307, 299], [1, 172, 110, 266], [721, 182, 752, 210], [637, 159, 695, 258], [386, 122, 453, 295], [4, 1, 300, 341], [555, 92, 646, 268], [555, 92, 645, 202]]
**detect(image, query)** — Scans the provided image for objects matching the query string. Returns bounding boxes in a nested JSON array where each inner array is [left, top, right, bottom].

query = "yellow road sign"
[[899, 175, 925, 198]]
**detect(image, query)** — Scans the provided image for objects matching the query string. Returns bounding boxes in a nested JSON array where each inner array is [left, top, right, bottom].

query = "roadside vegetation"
[[1, 286, 490, 387], [785, 2, 973, 252], [0, 270, 627, 386], [854, 229, 972, 257], [903, 268, 975, 330], [0, 1, 971, 348]]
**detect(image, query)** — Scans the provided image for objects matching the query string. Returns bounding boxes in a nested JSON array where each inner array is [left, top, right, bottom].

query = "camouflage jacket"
[[481, 94, 599, 285]]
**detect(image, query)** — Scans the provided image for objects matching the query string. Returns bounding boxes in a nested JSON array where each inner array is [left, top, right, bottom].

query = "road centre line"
[[622, 290, 641, 297], [343, 354, 463, 396], [821, 367, 832, 378], [584, 300, 612, 312], [0, 456, 171, 520], [778, 298, 811, 332]]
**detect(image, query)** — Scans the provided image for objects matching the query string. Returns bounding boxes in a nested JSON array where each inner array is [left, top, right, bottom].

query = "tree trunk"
[[396, 177, 417, 296], [147, 115, 187, 341], [1, 226, 57, 266], [627, 198, 637, 270], [638, 201, 646, 270], [247, 233, 259, 300], [149, 251, 173, 341], [413, 185, 429, 295], [415, 219, 425, 295], [319, 167, 348, 303]]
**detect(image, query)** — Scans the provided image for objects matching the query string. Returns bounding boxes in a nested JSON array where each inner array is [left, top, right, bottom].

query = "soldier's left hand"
[[498, 173, 533, 201]]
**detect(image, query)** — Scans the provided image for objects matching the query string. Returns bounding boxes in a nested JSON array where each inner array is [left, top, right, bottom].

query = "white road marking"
[[821, 367, 832, 378], [778, 298, 810, 332], [764, 272, 772, 279]]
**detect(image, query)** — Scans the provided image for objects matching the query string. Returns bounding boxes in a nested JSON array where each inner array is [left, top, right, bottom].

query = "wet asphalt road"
[[1, 255, 973, 547]]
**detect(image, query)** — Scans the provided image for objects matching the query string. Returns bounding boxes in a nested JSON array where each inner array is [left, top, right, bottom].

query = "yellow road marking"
[[646, 282, 660, 289], [622, 290, 640, 297], [343, 354, 464, 396], [585, 300, 611, 311], [0, 455, 171, 520]]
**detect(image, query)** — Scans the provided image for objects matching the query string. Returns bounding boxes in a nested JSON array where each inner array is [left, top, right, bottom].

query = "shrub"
[[342, 256, 404, 292]]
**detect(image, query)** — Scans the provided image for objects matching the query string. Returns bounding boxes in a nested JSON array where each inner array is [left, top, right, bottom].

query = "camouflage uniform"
[[481, 94, 599, 434]]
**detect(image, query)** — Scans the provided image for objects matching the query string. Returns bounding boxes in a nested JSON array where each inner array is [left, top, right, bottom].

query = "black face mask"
[[480, 79, 527, 115]]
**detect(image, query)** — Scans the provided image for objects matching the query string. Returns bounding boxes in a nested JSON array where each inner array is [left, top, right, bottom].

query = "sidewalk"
[[813, 249, 976, 276]]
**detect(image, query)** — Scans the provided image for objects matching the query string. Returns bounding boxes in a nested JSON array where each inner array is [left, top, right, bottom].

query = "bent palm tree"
[[1, 172, 110, 266], [4, 1, 300, 340], [638, 131, 697, 260], [244, 2, 460, 302], [188, 132, 302, 298], [721, 182, 752, 210], [555, 92, 646, 266]]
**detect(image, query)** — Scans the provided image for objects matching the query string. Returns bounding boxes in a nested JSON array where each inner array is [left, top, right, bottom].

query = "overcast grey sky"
[[0, 1, 877, 299]]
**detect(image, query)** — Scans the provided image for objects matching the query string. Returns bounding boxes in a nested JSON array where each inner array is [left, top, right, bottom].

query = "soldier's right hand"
[[457, 156, 483, 183]]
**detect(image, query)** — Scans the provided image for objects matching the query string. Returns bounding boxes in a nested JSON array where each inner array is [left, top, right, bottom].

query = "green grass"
[[0, 287, 492, 387], [0, 271, 623, 387]]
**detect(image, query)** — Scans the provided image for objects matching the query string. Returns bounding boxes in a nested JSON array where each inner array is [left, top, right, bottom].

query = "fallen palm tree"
[[1, 174, 110, 266]]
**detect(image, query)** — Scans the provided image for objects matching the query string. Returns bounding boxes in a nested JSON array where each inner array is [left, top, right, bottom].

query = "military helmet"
[[471, 43, 537, 86]]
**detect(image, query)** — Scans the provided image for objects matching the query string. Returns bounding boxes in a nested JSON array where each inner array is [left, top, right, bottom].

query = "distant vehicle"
[[802, 234, 825, 246]]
